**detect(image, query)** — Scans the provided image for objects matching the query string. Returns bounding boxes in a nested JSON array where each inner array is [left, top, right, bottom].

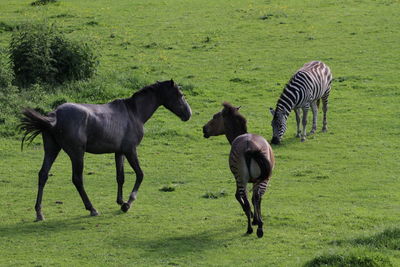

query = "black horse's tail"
[[18, 108, 55, 151], [244, 149, 271, 181]]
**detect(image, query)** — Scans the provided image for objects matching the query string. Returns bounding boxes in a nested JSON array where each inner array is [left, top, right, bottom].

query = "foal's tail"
[[18, 108, 55, 151], [244, 150, 272, 181]]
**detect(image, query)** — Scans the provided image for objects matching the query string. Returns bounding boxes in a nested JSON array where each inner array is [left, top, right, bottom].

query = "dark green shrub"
[[10, 23, 97, 86], [0, 47, 13, 88], [0, 21, 14, 32]]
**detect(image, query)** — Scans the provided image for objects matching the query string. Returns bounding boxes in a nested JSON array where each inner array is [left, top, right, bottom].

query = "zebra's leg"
[[115, 153, 125, 205], [122, 149, 143, 212], [322, 93, 329, 132], [295, 108, 301, 138], [309, 101, 318, 135], [301, 107, 309, 142], [35, 133, 61, 221], [235, 185, 253, 234]]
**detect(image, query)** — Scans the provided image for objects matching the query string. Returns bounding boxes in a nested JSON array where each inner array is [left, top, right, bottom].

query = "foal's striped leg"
[[252, 181, 268, 238], [235, 182, 253, 235]]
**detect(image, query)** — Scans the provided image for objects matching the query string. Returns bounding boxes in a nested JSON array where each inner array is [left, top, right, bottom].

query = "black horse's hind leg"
[[67, 150, 98, 216], [35, 133, 61, 221], [115, 153, 125, 205], [121, 149, 143, 212]]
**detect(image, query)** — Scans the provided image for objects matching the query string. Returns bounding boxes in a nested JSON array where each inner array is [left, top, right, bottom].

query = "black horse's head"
[[158, 79, 192, 121]]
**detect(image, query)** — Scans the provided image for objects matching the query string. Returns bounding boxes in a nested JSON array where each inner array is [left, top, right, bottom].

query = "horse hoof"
[[90, 209, 99, 216], [35, 215, 44, 222], [257, 228, 264, 238], [301, 138, 306, 142], [121, 203, 130, 213], [322, 128, 328, 133], [246, 227, 253, 234]]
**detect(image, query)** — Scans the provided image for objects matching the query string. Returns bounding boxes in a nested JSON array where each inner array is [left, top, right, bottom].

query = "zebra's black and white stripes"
[[270, 61, 333, 144]]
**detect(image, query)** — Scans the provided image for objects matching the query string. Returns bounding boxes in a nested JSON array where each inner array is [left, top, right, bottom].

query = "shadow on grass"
[[111, 227, 238, 257], [332, 227, 400, 250], [0, 214, 111, 238]]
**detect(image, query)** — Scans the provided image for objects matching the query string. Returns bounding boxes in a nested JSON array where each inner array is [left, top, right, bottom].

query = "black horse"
[[19, 80, 192, 221]]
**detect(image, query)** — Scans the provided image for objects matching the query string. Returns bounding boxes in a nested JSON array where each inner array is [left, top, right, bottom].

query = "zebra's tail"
[[18, 108, 55, 151], [244, 150, 272, 182], [317, 99, 320, 109]]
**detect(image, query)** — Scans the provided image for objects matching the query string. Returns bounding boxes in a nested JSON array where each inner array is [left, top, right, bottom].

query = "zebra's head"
[[269, 107, 287, 145]]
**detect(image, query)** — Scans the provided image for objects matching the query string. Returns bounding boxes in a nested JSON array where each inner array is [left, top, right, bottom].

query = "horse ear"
[[170, 79, 174, 85], [236, 106, 241, 111], [269, 107, 275, 116]]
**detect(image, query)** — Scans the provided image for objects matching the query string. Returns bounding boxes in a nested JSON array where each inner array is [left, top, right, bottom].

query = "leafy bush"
[[10, 23, 97, 86], [0, 47, 13, 88]]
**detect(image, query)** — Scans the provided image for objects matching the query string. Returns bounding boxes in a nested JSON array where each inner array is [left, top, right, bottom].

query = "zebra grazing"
[[203, 102, 275, 238], [270, 61, 332, 144]]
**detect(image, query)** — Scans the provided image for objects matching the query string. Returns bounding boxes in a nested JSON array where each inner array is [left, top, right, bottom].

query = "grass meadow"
[[0, 0, 399, 266]]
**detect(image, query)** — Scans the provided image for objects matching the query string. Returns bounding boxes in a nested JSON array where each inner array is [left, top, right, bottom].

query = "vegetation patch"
[[0, 21, 14, 32], [86, 20, 99, 26], [179, 83, 201, 96], [202, 190, 227, 199], [31, 0, 58, 6], [0, 48, 13, 88], [334, 76, 372, 83], [50, 13, 76, 19], [335, 228, 400, 251], [304, 251, 393, 267], [229, 77, 250, 84], [10, 22, 97, 86], [159, 185, 176, 192]]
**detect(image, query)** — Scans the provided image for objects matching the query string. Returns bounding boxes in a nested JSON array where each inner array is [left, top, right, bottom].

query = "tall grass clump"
[[304, 251, 393, 267], [10, 23, 97, 86]]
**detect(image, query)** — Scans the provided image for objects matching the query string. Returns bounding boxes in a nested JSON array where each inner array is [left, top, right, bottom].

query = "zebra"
[[269, 61, 333, 144], [203, 102, 275, 238]]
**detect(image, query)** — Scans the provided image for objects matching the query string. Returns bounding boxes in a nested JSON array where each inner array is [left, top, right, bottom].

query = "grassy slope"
[[0, 0, 399, 266]]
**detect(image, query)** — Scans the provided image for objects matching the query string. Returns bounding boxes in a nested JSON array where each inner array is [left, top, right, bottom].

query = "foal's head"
[[157, 80, 192, 121], [203, 102, 247, 143]]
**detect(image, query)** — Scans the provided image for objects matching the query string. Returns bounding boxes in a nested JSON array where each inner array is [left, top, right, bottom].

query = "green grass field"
[[0, 0, 399, 266]]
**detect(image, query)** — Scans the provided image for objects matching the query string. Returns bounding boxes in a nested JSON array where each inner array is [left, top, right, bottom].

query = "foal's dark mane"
[[222, 102, 248, 144]]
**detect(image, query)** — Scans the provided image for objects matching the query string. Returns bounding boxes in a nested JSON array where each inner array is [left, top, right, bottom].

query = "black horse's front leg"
[[121, 149, 143, 212], [115, 153, 125, 205]]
